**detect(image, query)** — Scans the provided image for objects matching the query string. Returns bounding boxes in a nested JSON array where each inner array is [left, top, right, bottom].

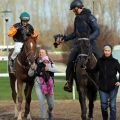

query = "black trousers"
[[66, 46, 79, 81]]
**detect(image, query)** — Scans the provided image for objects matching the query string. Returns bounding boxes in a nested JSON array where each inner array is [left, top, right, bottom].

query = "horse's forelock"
[[23, 37, 37, 63], [25, 37, 36, 49], [30, 42, 33, 49]]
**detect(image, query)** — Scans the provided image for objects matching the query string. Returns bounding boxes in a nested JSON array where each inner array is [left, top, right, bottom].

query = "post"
[[93, 0, 95, 15], [0, 10, 12, 72], [3, 18, 6, 46], [0, 10, 12, 47], [5, 18, 9, 53]]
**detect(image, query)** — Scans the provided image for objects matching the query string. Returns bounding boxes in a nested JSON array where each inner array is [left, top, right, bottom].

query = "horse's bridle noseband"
[[25, 49, 36, 65], [78, 38, 89, 41], [78, 54, 89, 69]]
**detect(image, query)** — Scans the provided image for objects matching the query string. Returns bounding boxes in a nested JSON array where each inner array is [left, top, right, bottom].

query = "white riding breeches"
[[11, 42, 23, 60]]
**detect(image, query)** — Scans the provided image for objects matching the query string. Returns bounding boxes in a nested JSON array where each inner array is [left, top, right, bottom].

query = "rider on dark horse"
[[56, 0, 101, 92], [7, 11, 37, 71]]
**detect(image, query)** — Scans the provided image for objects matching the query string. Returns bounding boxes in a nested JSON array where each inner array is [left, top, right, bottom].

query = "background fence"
[[0, 55, 77, 100]]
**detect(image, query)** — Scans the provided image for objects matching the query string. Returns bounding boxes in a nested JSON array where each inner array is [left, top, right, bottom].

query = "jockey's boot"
[[10, 58, 14, 67], [9, 58, 14, 72], [64, 81, 73, 92]]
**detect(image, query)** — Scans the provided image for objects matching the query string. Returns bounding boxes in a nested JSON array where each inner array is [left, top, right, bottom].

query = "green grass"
[[0, 77, 12, 100], [0, 61, 7, 73], [0, 76, 77, 100], [0, 61, 76, 100], [0, 62, 97, 100]]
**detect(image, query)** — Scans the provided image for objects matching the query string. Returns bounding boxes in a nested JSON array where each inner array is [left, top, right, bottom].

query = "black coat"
[[13, 23, 34, 42], [93, 55, 120, 92], [64, 8, 100, 45]]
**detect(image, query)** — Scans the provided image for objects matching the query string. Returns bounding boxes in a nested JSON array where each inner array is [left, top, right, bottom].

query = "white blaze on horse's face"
[[30, 42, 33, 49]]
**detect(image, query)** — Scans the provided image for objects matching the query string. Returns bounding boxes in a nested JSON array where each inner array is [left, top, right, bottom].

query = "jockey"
[[7, 11, 37, 67], [57, 0, 101, 92]]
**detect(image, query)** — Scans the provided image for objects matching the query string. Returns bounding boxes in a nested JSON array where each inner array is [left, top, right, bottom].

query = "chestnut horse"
[[8, 36, 37, 120]]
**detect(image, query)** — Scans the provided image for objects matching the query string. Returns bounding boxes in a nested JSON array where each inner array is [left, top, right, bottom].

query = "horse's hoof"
[[23, 114, 32, 120], [17, 117, 22, 120], [17, 119, 22, 120]]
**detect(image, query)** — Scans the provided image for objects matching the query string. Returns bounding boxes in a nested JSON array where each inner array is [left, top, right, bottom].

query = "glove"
[[53, 34, 65, 48], [61, 35, 66, 41]]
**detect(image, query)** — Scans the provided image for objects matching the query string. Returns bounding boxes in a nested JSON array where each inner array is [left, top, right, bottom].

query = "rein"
[[86, 73, 99, 90], [17, 57, 29, 70]]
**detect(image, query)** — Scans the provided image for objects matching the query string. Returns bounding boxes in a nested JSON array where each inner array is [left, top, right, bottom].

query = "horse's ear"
[[33, 35, 38, 41], [31, 30, 38, 40], [31, 31, 38, 39]]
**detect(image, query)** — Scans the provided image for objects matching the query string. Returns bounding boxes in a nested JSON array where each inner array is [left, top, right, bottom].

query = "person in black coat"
[[60, 0, 101, 92], [92, 44, 120, 120]]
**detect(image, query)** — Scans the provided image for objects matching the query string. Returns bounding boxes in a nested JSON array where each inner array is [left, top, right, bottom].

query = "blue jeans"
[[99, 87, 119, 120]]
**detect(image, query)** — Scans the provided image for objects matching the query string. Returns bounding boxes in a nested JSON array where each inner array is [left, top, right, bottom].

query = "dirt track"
[[0, 100, 120, 120]]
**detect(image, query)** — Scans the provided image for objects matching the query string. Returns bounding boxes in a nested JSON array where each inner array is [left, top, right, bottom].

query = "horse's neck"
[[17, 49, 27, 64], [87, 54, 97, 69]]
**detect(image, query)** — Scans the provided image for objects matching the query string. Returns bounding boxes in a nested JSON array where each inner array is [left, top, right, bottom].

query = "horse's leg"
[[17, 80, 23, 120], [78, 87, 87, 120], [87, 72, 98, 120], [87, 95, 94, 120], [24, 82, 34, 120], [9, 73, 18, 118], [87, 85, 97, 120], [88, 102, 94, 120]]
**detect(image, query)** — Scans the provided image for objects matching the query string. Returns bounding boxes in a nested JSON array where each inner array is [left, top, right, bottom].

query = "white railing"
[[0, 73, 66, 77], [0, 50, 75, 99], [0, 72, 76, 100]]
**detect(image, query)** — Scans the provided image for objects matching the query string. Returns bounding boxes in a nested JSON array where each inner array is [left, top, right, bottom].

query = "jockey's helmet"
[[20, 12, 30, 21], [70, 0, 83, 10]]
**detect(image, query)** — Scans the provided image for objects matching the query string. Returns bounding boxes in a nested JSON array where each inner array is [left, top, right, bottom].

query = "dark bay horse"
[[74, 38, 98, 120], [8, 36, 37, 120]]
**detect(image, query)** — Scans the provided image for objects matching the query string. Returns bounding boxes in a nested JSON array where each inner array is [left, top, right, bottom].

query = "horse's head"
[[77, 38, 92, 69], [23, 36, 37, 65]]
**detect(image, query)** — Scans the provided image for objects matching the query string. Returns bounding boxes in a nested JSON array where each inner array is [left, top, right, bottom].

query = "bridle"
[[17, 38, 37, 69], [77, 38, 92, 69], [77, 53, 89, 69], [24, 46, 36, 65]]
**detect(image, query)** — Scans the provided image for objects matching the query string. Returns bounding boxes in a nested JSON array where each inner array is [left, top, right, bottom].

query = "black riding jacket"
[[13, 23, 34, 42], [64, 8, 100, 45], [93, 55, 120, 92]]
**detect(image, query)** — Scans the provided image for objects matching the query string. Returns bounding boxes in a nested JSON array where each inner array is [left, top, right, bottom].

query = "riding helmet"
[[20, 12, 30, 21], [70, 0, 83, 10]]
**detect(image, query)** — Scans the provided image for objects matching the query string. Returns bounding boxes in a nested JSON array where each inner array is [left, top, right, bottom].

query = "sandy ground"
[[0, 100, 120, 120]]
